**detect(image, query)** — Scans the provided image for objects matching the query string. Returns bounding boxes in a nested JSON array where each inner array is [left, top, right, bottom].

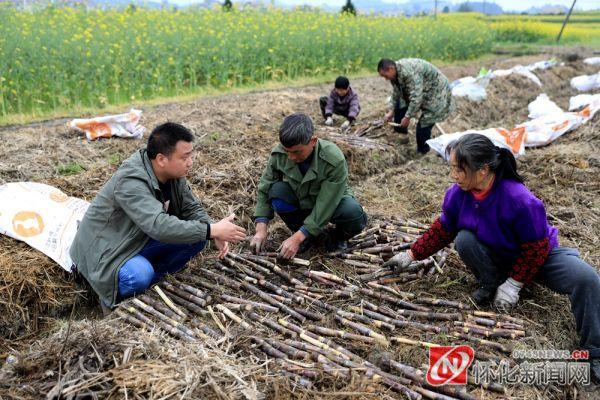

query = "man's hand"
[[250, 222, 268, 254], [214, 238, 229, 259], [278, 231, 306, 260], [381, 251, 414, 272], [400, 116, 410, 128], [494, 278, 523, 312], [384, 110, 394, 122], [210, 214, 246, 244], [341, 120, 351, 131], [325, 116, 334, 126]]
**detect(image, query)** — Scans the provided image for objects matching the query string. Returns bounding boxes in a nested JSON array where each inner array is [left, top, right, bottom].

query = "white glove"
[[381, 251, 413, 272], [341, 120, 351, 130], [325, 116, 333, 126], [494, 278, 524, 312]]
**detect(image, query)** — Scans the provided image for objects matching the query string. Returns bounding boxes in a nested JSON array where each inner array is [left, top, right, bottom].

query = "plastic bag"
[[451, 74, 491, 101], [569, 94, 600, 111], [570, 72, 600, 92], [427, 127, 526, 160], [69, 108, 145, 141], [528, 93, 563, 119], [0, 182, 89, 272], [584, 57, 600, 65]]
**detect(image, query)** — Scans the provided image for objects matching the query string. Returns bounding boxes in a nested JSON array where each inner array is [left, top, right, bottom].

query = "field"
[[1, 7, 599, 123], [0, 49, 599, 399]]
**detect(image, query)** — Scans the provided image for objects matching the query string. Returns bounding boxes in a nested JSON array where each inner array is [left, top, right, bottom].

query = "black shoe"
[[325, 238, 349, 253], [471, 286, 496, 305], [298, 238, 314, 254], [591, 358, 600, 385]]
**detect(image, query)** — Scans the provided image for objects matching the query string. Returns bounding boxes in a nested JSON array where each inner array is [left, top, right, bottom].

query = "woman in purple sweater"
[[383, 133, 600, 383]]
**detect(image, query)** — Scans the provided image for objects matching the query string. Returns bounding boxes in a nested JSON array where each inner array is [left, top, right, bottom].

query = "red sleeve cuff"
[[410, 217, 456, 260]]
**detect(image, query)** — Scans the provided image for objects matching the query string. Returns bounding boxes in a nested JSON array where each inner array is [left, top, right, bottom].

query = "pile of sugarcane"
[[330, 218, 450, 285], [115, 249, 529, 399]]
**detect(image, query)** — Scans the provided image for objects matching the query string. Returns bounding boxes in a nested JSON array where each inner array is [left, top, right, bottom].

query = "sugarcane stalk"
[[215, 304, 251, 329], [383, 357, 476, 400], [162, 288, 210, 318], [334, 315, 389, 346], [364, 369, 422, 400], [416, 296, 471, 310], [391, 336, 440, 349], [258, 252, 311, 267], [247, 312, 297, 337], [256, 278, 305, 304], [452, 325, 522, 340], [178, 273, 219, 291], [160, 280, 208, 308], [252, 336, 287, 359], [359, 288, 430, 312], [171, 281, 211, 301], [393, 309, 462, 322], [221, 256, 265, 280], [411, 385, 460, 400], [454, 321, 525, 337], [361, 302, 445, 334], [219, 294, 278, 313], [464, 314, 524, 330], [241, 254, 303, 285], [367, 282, 416, 300], [221, 302, 253, 312], [339, 309, 396, 331], [266, 338, 310, 360], [116, 308, 154, 331], [306, 270, 351, 286], [374, 273, 420, 284], [278, 319, 351, 360], [358, 269, 394, 282], [306, 325, 377, 344], [132, 298, 197, 339], [153, 286, 186, 318], [187, 317, 221, 339], [470, 310, 525, 325], [346, 239, 378, 252], [342, 259, 380, 269], [138, 294, 185, 322], [290, 290, 336, 312], [450, 332, 512, 354], [293, 307, 324, 321], [198, 267, 242, 289], [352, 226, 381, 240], [122, 302, 193, 341], [240, 280, 306, 323], [335, 253, 383, 263], [226, 253, 272, 275]]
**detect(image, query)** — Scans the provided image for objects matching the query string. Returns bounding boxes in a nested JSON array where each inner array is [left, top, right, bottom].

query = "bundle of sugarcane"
[[113, 250, 528, 398], [326, 132, 391, 150]]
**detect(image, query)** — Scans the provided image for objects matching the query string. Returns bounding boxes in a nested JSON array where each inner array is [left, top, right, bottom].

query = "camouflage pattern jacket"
[[387, 58, 454, 127]]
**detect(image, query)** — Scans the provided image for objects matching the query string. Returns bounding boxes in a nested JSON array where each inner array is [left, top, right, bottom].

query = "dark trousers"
[[319, 96, 350, 120], [268, 181, 367, 240], [455, 229, 600, 358], [394, 100, 432, 154]]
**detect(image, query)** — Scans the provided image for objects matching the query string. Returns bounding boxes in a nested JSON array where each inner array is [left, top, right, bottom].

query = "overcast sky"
[[177, 1, 597, 12]]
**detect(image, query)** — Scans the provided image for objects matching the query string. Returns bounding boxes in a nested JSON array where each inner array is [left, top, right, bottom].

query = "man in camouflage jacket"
[[378, 58, 454, 154]]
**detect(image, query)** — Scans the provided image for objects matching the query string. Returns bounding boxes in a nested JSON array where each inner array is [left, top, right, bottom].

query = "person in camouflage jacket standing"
[[378, 58, 454, 154]]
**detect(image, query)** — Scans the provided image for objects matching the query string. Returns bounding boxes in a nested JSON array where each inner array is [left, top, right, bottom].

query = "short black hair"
[[377, 58, 396, 71], [334, 76, 350, 89], [147, 122, 194, 159], [279, 113, 314, 148]]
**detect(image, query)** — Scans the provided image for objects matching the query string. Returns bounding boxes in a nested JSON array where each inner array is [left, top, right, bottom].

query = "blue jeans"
[[117, 238, 206, 300], [455, 229, 600, 358]]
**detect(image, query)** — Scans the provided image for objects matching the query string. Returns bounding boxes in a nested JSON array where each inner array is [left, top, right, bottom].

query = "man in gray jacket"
[[70, 122, 246, 309]]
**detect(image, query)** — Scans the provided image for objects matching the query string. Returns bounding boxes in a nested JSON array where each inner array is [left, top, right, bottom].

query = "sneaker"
[[471, 285, 496, 305]]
